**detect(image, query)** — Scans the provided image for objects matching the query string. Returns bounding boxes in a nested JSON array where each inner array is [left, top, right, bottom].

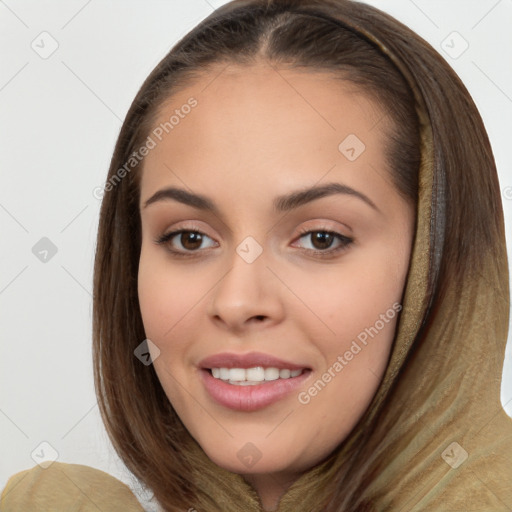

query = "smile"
[[210, 366, 305, 385], [200, 367, 312, 411]]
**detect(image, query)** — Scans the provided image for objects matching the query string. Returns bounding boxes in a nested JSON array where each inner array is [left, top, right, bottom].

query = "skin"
[[137, 61, 415, 511]]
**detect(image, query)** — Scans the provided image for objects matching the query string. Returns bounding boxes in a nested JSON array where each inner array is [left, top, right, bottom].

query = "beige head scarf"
[[179, 6, 512, 511]]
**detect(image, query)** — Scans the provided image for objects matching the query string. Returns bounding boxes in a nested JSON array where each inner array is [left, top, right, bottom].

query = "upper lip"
[[199, 351, 311, 371]]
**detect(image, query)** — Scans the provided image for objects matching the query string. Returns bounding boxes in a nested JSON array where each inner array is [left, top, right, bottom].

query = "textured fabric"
[[175, 90, 512, 510], [277, 16, 512, 512], [275, 18, 512, 512], [0, 462, 145, 511], [169, 7, 512, 512]]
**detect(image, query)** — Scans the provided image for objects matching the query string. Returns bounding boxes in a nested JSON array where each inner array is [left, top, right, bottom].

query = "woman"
[[2, 0, 511, 511]]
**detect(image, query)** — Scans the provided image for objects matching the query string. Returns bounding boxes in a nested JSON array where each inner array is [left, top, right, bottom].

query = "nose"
[[206, 243, 285, 333]]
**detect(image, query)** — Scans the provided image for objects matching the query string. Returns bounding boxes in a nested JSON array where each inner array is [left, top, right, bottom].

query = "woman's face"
[[138, 62, 414, 495]]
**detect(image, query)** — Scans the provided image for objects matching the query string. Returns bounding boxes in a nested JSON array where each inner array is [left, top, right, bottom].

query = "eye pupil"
[[181, 232, 202, 250], [312, 232, 333, 250]]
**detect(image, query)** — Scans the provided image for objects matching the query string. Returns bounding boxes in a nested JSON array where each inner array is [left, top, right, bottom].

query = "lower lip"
[[200, 369, 312, 412]]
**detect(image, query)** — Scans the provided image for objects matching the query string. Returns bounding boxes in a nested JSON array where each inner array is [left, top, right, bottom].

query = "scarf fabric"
[[179, 11, 512, 512]]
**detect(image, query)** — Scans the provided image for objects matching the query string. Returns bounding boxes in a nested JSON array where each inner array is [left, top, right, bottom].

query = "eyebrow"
[[142, 182, 379, 214]]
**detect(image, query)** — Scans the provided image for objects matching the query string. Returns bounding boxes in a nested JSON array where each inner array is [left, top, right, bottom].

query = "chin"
[[200, 441, 300, 476]]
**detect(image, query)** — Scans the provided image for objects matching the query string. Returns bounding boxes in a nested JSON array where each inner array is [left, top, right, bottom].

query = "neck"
[[243, 471, 300, 511]]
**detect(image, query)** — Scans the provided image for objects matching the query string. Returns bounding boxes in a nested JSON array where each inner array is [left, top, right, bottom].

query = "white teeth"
[[264, 367, 280, 381], [246, 367, 265, 381], [209, 366, 305, 384], [228, 368, 246, 382]]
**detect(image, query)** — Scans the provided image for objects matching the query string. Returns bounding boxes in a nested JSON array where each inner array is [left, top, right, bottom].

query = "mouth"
[[200, 367, 312, 412], [198, 352, 313, 411]]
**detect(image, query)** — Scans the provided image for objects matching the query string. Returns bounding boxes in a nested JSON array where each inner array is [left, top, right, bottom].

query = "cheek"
[[292, 253, 405, 343], [137, 262, 178, 341], [137, 251, 201, 405], [137, 285, 195, 412], [292, 243, 406, 392], [137, 247, 208, 341]]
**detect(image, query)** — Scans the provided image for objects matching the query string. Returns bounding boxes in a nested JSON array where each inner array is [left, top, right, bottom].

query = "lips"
[[198, 351, 310, 371], [200, 368, 311, 411], [198, 351, 312, 411]]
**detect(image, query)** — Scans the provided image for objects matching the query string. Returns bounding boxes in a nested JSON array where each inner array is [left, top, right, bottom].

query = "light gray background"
[[1, 0, 511, 506]]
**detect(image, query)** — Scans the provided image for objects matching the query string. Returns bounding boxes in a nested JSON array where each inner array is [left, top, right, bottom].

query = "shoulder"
[[1, 462, 145, 511]]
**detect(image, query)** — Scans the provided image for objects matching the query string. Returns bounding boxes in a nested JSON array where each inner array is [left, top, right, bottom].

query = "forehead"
[[151, 61, 385, 139], [139, 62, 393, 206]]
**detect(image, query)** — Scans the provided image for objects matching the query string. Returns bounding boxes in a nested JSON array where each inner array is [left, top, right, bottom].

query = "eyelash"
[[154, 225, 354, 259]]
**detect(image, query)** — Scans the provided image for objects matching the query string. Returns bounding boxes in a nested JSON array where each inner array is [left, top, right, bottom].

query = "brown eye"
[[309, 231, 335, 250], [294, 229, 353, 257], [179, 231, 203, 251], [155, 229, 217, 255]]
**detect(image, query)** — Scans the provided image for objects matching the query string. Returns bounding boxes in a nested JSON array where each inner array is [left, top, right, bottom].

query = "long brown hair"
[[93, 1, 504, 510]]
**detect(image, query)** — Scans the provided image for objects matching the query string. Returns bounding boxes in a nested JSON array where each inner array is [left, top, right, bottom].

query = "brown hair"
[[93, 1, 504, 510]]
